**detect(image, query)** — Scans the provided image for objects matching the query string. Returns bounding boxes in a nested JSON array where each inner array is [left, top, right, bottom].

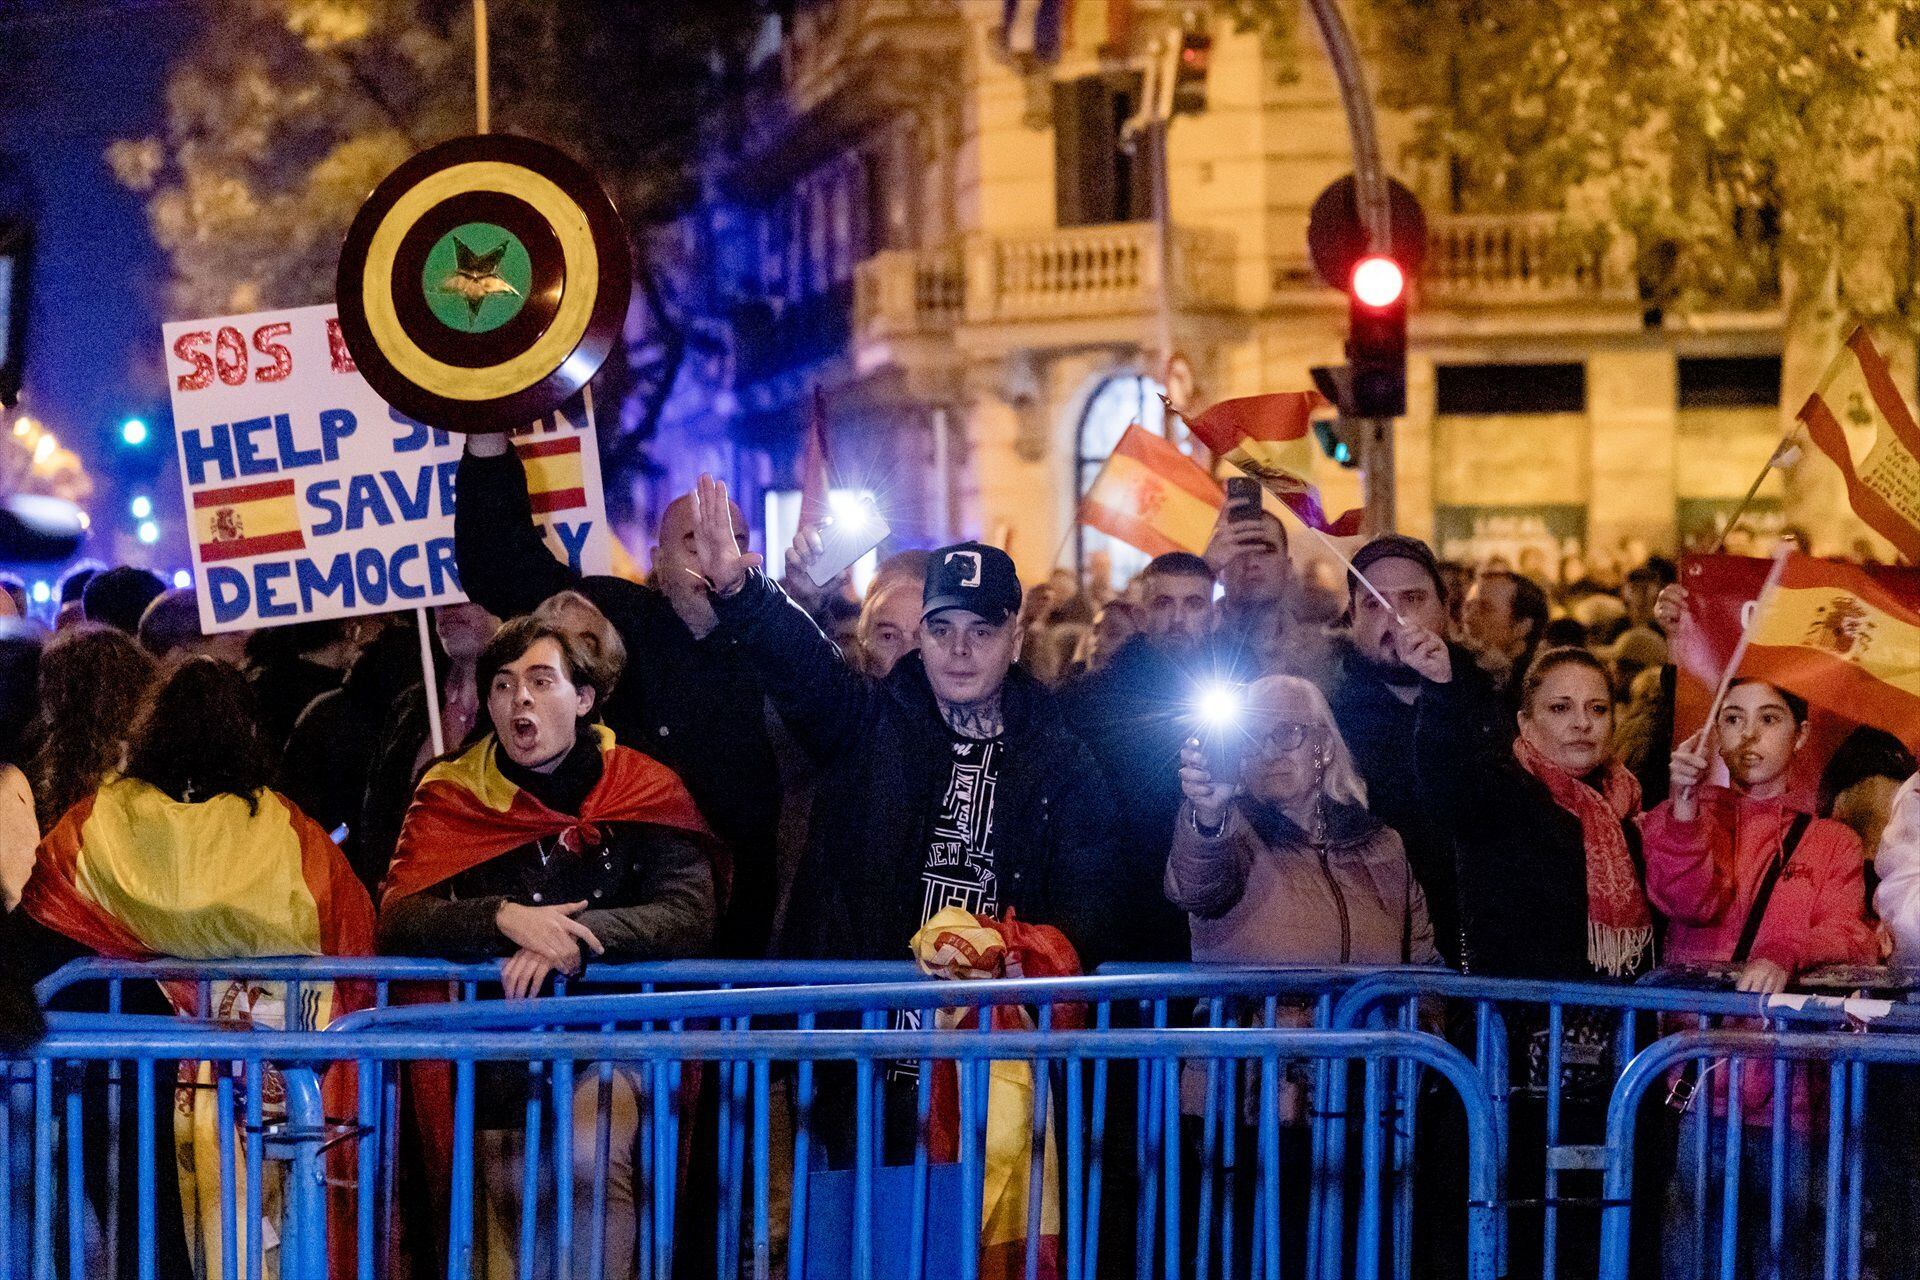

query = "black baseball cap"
[[922, 542, 1022, 624]]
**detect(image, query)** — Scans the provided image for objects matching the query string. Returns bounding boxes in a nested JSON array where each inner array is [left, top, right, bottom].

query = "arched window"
[[1074, 373, 1175, 588]]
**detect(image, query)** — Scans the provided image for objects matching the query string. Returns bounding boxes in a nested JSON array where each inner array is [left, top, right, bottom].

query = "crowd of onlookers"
[[4, 437, 1917, 1279]]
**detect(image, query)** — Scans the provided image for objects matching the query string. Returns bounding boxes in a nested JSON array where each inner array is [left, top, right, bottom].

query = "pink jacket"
[[1642, 787, 1874, 976], [1642, 788, 1874, 1129]]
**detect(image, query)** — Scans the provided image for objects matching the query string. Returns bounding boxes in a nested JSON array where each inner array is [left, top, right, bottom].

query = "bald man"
[[457, 432, 784, 956]]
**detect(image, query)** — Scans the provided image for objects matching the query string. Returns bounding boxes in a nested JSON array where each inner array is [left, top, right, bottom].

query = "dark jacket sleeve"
[[376, 889, 510, 958], [1411, 673, 1508, 836], [454, 447, 581, 620], [711, 569, 872, 762], [1040, 736, 1123, 969], [575, 829, 717, 960], [357, 690, 430, 896]]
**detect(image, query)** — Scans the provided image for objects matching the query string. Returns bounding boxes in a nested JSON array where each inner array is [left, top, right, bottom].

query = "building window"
[[1435, 363, 1587, 415], [1678, 356, 1781, 408], [1053, 73, 1153, 227], [1075, 373, 1170, 585]]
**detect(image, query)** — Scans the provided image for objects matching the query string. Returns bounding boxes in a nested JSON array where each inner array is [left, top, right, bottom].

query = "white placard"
[[163, 304, 611, 633]]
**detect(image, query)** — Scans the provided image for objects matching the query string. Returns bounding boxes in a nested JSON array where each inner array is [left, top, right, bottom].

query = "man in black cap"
[[1327, 534, 1501, 966], [687, 475, 1115, 965]]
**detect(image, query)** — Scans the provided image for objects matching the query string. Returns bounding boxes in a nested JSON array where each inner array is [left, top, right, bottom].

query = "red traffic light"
[[1351, 256, 1405, 308]]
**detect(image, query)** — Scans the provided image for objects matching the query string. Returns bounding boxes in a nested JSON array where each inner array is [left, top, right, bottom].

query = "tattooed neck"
[[940, 696, 1005, 740]]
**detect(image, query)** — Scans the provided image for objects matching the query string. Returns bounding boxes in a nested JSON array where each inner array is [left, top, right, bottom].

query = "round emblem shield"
[[335, 134, 632, 432]]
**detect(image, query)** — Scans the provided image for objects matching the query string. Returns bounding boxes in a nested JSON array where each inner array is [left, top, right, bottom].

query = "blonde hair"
[[1243, 674, 1368, 808]]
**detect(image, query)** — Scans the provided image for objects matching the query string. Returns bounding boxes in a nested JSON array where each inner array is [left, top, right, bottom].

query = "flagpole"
[[1712, 432, 1800, 554], [1293, 514, 1402, 627], [1699, 543, 1792, 735]]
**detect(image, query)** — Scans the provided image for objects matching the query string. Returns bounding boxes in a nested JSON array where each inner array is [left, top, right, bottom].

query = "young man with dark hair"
[[1059, 549, 1246, 962], [456, 432, 784, 957], [380, 615, 717, 1280], [686, 475, 1115, 967], [1328, 534, 1505, 966]]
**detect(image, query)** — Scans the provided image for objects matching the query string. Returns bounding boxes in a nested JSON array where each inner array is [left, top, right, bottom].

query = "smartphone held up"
[[805, 494, 892, 587]]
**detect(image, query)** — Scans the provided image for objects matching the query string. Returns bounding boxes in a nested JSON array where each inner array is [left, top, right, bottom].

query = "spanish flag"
[[193, 478, 305, 563], [1797, 325, 1920, 562], [515, 434, 587, 514], [1076, 424, 1224, 557], [1739, 554, 1920, 736], [1172, 390, 1365, 535], [20, 779, 374, 1280]]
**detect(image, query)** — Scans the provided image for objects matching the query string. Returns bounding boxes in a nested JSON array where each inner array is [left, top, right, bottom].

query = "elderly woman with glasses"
[[1168, 674, 1438, 966]]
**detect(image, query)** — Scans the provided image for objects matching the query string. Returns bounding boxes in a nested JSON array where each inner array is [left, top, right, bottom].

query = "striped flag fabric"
[[516, 436, 587, 514], [193, 478, 304, 563], [1796, 325, 1920, 562], [1738, 553, 1920, 737], [1077, 424, 1223, 557], [1171, 391, 1363, 535]]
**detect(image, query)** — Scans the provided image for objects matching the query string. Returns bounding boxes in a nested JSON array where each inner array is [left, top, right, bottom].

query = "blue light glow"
[[136, 520, 159, 544], [121, 418, 149, 447], [30, 581, 50, 605], [172, 570, 190, 589], [130, 494, 152, 519]]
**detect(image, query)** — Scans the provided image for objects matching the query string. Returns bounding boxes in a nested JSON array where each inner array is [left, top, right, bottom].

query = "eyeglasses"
[[1249, 721, 1314, 756]]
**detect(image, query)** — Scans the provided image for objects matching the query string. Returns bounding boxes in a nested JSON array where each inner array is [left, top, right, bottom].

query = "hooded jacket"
[[713, 570, 1118, 966], [1166, 796, 1439, 967]]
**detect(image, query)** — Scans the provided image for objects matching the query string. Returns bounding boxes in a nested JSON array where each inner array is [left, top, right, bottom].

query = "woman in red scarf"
[[1411, 641, 1656, 1278]]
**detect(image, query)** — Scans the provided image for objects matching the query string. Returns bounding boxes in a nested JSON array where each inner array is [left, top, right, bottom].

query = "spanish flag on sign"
[[516, 435, 587, 514], [193, 478, 305, 563]]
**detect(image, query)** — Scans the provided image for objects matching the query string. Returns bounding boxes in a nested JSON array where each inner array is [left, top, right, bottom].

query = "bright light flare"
[[130, 495, 153, 519], [32, 433, 56, 464], [172, 570, 191, 589], [30, 581, 50, 605], [1196, 683, 1242, 729], [136, 521, 159, 545], [1352, 256, 1405, 308], [827, 489, 871, 532], [121, 419, 149, 447]]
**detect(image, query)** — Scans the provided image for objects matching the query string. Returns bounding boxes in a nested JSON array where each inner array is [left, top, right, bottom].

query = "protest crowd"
[[6, 418, 1920, 1280]]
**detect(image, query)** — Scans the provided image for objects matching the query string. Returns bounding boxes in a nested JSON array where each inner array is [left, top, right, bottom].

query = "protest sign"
[[1674, 553, 1920, 805], [164, 303, 611, 634]]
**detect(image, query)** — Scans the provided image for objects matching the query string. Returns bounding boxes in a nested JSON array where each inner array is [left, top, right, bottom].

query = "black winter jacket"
[[1058, 634, 1262, 962], [712, 570, 1119, 966], [454, 447, 783, 956], [1414, 676, 1648, 982], [1327, 640, 1504, 967]]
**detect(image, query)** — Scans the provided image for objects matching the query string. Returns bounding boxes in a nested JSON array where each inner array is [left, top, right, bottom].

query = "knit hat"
[[1348, 534, 1445, 601]]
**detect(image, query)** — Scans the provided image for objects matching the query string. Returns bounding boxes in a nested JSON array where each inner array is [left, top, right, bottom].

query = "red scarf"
[[1513, 735, 1654, 976]]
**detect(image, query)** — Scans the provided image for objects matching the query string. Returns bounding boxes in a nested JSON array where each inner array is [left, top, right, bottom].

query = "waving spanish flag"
[[1076, 423, 1224, 557], [1738, 554, 1920, 737], [20, 779, 374, 1280], [1172, 391, 1364, 535], [1797, 325, 1920, 562]]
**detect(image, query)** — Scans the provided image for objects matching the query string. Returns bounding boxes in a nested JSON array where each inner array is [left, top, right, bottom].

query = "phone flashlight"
[[1195, 682, 1247, 779]]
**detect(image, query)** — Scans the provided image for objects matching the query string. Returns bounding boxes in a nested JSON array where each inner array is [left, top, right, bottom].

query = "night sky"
[[1, 0, 199, 486]]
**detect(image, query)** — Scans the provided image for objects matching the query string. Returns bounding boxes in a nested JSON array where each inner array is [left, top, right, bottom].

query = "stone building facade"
[[643, 0, 1798, 582]]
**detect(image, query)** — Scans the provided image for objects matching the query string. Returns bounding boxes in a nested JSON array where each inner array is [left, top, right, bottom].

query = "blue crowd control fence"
[[2, 1015, 1500, 1280], [1317, 968, 1920, 1280], [1595, 1028, 1920, 1280]]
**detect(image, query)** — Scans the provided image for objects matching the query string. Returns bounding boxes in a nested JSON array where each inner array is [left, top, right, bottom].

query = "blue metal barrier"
[[6, 1015, 1500, 1280], [1319, 969, 1920, 1280], [1595, 1028, 1920, 1280]]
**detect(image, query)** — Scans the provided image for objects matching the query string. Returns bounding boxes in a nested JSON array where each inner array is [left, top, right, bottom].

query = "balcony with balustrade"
[[854, 221, 1241, 365]]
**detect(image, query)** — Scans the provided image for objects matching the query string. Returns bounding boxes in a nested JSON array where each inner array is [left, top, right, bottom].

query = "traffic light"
[[1347, 254, 1407, 418], [1171, 30, 1212, 117]]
